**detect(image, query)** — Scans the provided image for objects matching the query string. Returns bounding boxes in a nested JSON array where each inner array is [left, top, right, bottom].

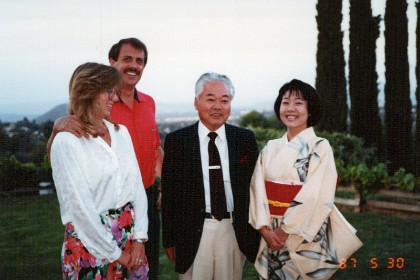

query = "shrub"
[[393, 168, 416, 192], [0, 156, 43, 193], [248, 127, 283, 151], [346, 163, 390, 198], [238, 111, 268, 128], [245, 123, 419, 194], [317, 131, 378, 167]]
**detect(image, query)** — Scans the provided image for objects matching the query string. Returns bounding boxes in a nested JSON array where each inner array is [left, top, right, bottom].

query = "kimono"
[[249, 127, 356, 280]]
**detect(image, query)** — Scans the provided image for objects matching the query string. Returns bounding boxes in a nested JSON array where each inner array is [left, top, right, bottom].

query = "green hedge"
[[247, 127, 419, 193]]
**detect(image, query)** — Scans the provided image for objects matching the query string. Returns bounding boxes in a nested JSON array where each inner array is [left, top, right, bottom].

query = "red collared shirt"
[[111, 90, 161, 188]]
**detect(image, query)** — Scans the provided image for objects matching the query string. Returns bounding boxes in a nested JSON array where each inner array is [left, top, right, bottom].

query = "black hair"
[[108, 38, 148, 65], [273, 79, 321, 127]]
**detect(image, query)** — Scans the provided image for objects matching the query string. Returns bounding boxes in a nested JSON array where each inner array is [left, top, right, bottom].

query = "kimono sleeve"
[[249, 145, 271, 230], [281, 139, 337, 242]]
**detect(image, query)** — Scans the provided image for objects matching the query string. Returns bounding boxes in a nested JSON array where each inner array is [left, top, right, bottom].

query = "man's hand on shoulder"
[[47, 115, 88, 161], [55, 115, 88, 138]]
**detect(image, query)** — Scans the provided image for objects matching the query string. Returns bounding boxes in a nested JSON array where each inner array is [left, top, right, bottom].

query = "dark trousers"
[[145, 182, 161, 280]]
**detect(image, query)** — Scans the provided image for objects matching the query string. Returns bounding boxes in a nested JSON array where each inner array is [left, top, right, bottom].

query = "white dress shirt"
[[198, 121, 233, 213], [50, 119, 148, 262]]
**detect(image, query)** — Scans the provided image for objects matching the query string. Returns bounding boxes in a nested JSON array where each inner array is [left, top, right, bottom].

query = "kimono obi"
[[265, 181, 302, 216]]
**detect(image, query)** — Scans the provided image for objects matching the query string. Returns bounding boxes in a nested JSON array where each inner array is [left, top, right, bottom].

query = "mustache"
[[124, 68, 140, 75]]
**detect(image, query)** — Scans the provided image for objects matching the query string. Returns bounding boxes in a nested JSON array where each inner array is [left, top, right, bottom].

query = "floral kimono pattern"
[[249, 127, 343, 280], [62, 202, 149, 280]]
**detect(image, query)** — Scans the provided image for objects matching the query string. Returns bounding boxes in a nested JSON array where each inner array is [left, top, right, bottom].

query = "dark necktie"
[[208, 132, 227, 220]]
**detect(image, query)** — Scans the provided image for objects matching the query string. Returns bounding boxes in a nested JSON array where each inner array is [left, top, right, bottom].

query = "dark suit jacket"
[[161, 122, 261, 274]]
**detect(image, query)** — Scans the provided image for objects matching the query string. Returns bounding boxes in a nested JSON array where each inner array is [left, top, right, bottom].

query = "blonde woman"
[[50, 62, 148, 279]]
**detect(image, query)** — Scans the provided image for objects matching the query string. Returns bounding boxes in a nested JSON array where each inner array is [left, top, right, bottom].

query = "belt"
[[205, 212, 231, 219]]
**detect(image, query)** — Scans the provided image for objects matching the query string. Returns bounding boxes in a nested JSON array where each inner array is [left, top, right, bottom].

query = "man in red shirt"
[[47, 38, 163, 280]]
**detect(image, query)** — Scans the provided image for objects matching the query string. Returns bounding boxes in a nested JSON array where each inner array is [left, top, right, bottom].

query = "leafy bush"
[[392, 168, 416, 192], [317, 131, 378, 167], [248, 127, 283, 151], [239, 110, 283, 130], [0, 156, 49, 193], [238, 111, 268, 128], [347, 163, 390, 198], [240, 111, 419, 193]]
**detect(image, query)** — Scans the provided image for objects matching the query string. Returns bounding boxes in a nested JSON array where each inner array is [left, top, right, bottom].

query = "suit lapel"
[[190, 122, 203, 173], [226, 124, 238, 189], [190, 122, 205, 197]]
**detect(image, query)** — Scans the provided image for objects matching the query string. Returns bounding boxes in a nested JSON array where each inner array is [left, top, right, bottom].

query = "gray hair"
[[194, 72, 235, 99]]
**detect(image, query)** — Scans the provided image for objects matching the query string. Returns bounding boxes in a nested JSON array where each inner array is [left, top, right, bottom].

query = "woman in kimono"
[[50, 62, 149, 279], [249, 79, 340, 280]]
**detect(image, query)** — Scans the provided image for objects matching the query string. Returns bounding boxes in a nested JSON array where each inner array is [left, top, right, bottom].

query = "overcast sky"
[[0, 0, 417, 117]]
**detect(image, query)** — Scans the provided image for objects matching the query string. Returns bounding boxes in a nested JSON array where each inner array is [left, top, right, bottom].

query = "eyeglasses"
[[107, 88, 121, 99]]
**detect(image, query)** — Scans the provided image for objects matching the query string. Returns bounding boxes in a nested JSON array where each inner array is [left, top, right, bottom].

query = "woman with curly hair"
[[50, 62, 149, 279]]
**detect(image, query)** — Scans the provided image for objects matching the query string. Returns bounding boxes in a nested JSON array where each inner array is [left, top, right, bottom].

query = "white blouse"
[[50, 119, 148, 262]]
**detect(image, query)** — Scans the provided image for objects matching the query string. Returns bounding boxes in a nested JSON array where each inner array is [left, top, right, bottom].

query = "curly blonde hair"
[[68, 62, 122, 137]]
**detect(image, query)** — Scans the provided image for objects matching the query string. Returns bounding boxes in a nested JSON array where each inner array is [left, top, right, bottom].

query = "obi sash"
[[265, 181, 302, 216]]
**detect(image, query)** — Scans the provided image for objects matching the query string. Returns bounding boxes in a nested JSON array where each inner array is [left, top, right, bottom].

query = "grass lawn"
[[0, 195, 418, 279]]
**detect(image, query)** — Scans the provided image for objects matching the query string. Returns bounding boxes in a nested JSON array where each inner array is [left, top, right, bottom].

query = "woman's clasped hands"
[[117, 241, 147, 269], [260, 226, 289, 251]]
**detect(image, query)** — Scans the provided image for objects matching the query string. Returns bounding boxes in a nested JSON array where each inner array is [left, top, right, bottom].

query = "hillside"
[[35, 104, 68, 123]]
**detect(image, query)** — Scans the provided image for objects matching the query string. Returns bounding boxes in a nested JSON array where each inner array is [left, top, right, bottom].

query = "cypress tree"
[[384, 0, 413, 173], [416, 1, 420, 175], [316, 0, 347, 132], [349, 0, 382, 150]]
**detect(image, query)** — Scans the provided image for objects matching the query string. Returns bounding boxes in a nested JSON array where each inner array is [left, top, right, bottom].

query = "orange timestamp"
[[339, 257, 406, 269]]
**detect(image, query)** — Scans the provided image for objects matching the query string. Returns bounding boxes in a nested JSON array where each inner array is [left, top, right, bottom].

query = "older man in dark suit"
[[161, 72, 260, 280]]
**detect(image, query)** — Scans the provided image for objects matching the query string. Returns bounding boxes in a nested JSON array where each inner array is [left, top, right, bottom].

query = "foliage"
[[321, 131, 420, 193], [0, 122, 12, 157], [384, 0, 413, 174], [0, 153, 52, 194], [238, 111, 268, 128], [347, 163, 390, 198], [266, 115, 283, 130], [349, 0, 382, 149], [338, 163, 420, 194], [0, 156, 37, 192], [243, 116, 380, 170], [31, 140, 49, 166], [238, 110, 283, 130], [243, 111, 420, 194], [316, 0, 347, 131], [335, 190, 355, 199], [318, 131, 387, 197], [318, 131, 378, 168], [393, 168, 416, 192], [0, 118, 51, 164], [248, 126, 283, 151], [0, 119, 52, 194], [416, 1, 420, 176]]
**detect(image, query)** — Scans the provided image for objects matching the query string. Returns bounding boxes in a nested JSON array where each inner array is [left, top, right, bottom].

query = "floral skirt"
[[61, 202, 149, 280]]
